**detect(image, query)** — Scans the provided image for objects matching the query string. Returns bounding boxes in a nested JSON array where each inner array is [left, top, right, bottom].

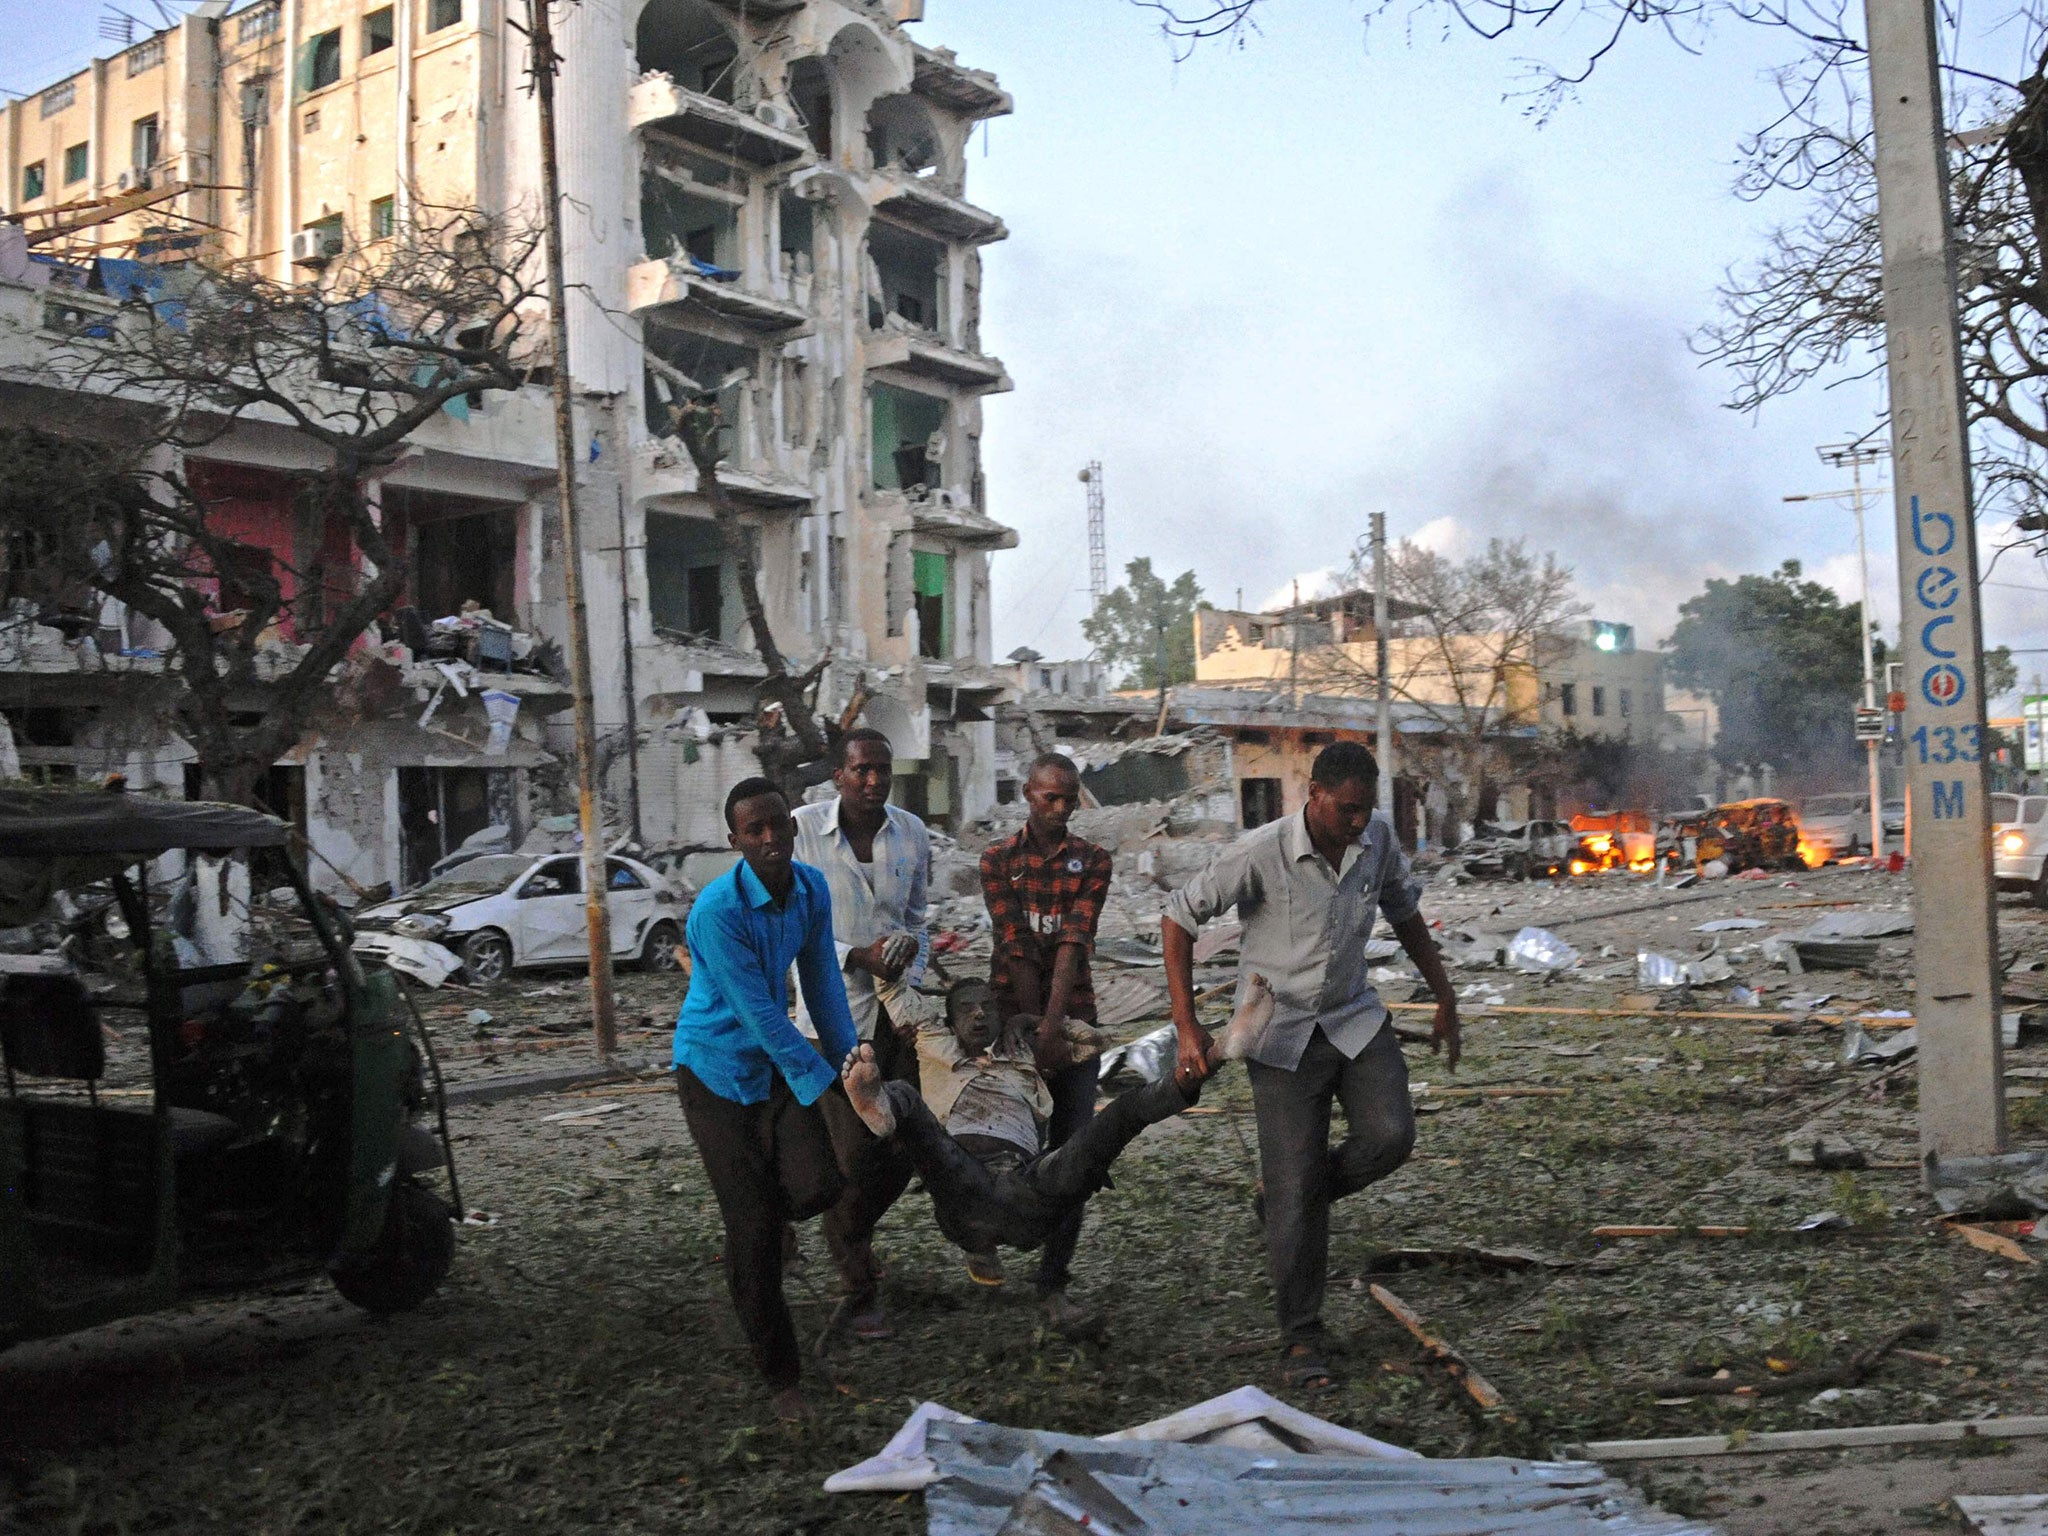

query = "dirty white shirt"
[[1162, 809, 1421, 1070], [791, 797, 930, 1041], [915, 1023, 1051, 1158]]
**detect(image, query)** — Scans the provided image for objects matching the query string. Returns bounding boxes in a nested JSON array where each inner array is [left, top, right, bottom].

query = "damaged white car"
[[353, 853, 687, 983]]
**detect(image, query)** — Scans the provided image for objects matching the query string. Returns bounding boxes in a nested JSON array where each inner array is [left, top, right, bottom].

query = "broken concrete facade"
[[0, 0, 1016, 895]]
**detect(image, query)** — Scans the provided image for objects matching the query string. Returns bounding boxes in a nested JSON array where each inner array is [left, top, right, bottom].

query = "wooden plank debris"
[[1945, 1220, 2038, 1265], [1368, 1283, 1511, 1417], [1573, 1414, 2048, 1461]]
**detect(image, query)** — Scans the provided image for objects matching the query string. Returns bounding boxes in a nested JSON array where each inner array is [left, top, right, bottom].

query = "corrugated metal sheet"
[[923, 1421, 1722, 1536]]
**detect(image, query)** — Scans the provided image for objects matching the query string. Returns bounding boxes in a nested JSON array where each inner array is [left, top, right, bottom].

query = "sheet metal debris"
[[920, 1420, 1721, 1536], [1795, 911, 1915, 939], [1506, 926, 1579, 973], [1955, 1493, 2048, 1535], [1929, 1150, 2048, 1218]]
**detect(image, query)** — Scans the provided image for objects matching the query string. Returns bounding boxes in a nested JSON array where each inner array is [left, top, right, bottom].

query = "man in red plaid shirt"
[[977, 751, 1113, 1334]]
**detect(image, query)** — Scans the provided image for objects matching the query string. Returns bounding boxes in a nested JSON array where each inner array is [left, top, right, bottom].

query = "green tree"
[[1667, 560, 1871, 776], [1986, 645, 2020, 703], [1081, 558, 1205, 689]]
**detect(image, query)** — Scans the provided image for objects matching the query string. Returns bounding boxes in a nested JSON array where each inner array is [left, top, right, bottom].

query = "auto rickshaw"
[[0, 788, 458, 1350]]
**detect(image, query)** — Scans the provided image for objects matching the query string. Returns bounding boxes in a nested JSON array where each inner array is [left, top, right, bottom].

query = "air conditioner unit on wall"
[[116, 168, 153, 193], [290, 227, 344, 266]]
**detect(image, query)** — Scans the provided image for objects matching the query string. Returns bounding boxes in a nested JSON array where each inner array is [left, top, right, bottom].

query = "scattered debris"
[[538, 1101, 626, 1124], [1573, 1413, 2048, 1461], [1368, 1282, 1511, 1416], [1954, 1494, 2048, 1536], [920, 1418, 1709, 1536], [1362, 1245, 1573, 1275], [1631, 1321, 1937, 1400], [1695, 917, 1767, 933], [1945, 1220, 2038, 1265], [352, 932, 464, 988], [1506, 926, 1580, 973], [1928, 1150, 2048, 1218], [1784, 1133, 1869, 1170]]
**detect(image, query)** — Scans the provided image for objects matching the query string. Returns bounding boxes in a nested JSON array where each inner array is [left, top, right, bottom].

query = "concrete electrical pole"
[[528, 0, 619, 1059], [1372, 512, 1393, 816], [1863, 0, 2005, 1158]]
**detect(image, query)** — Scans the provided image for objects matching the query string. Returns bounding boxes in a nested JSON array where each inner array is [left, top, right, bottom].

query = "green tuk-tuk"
[[0, 789, 458, 1349]]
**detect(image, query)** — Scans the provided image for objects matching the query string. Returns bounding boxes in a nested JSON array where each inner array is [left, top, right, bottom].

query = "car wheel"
[[462, 928, 514, 984], [2032, 866, 2048, 910], [1502, 853, 1529, 882], [330, 1179, 455, 1315], [638, 919, 684, 973]]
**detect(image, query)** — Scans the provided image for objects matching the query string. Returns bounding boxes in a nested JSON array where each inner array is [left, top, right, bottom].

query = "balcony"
[[627, 257, 812, 336], [629, 74, 813, 167], [636, 437, 813, 512], [867, 171, 1006, 245], [866, 328, 1011, 393], [910, 495, 1018, 551], [911, 46, 1013, 122]]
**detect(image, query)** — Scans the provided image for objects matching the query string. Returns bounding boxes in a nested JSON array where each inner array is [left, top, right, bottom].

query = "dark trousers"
[[675, 1065, 844, 1392], [814, 1009, 917, 1301], [882, 1073, 1193, 1257], [1246, 1026, 1416, 1343], [1034, 1056, 1100, 1297]]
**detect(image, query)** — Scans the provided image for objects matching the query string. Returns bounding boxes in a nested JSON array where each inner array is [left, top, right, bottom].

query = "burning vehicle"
[[1567, 810, 1656, 875], [1451, 820, 1575, 880], [1661, 798, 1813, 875]]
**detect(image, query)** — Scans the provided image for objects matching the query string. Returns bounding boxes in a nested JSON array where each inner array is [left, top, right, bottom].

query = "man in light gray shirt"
[[1161, 741, 1459, 1389], [792, 727, 930, 1340]]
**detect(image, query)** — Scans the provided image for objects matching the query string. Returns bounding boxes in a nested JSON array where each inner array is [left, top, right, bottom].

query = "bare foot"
[[840, 1044, 896, 1136], [1210, 973, 1276, 1067], [770, 1386, 814, 1422]]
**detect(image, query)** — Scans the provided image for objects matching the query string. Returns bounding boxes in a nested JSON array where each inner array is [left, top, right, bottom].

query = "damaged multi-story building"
[[0, 0, 1015, 893]]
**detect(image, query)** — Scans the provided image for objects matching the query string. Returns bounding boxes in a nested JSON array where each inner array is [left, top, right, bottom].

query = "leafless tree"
[[0, 208, 549, 803], [1302, 535, 1586, 834], [1137, 0, 2048, 556], [1699, 11, 2048, 551], [655, 388, 866, 797]]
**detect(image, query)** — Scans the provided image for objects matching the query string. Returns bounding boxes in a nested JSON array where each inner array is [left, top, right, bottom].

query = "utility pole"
[[528, 0, 619, 1059], [1288, 577, 1301, 709], [1372, 511, 1393, 815], [1081, 462, 1107, 614], [615, 482, 644, 845], [1863, 0, 2004, 1159], [1784, 440, 1888, 860]]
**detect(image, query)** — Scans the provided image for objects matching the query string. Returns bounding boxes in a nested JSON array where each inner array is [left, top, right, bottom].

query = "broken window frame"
[[363, 6, 395, 56], [913, 548, 951, 660], [426, 0, 463, 33], [21, 162, 43, 200], [634, 0, 741, 103], [298, 27, 343, 94], [869, 381, 948, 494]]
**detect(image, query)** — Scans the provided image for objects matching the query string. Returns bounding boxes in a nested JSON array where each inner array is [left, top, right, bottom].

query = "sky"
[[4, 0, 2044, 701]]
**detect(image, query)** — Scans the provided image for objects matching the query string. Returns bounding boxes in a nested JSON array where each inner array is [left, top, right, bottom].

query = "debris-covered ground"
[[7, 860, 2048, 1534]]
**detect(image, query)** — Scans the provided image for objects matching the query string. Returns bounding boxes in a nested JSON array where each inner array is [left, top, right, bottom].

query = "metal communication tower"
[[1080, 461, 1107, 612]]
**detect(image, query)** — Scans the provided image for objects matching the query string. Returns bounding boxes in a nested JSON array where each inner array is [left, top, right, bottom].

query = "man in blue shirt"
[[673, 775, 860, 1421]]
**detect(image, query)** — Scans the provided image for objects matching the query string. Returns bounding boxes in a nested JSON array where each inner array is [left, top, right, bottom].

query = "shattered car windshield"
[[409, 856, 531, 898]]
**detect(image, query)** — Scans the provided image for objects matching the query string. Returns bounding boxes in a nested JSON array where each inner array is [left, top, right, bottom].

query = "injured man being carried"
[[840, 974, 1273, 1257]]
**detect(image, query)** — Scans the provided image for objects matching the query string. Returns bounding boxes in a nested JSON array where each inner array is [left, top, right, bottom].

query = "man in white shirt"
[[792, 727, 930, 1340], [1161, 742, 1460, 1391]]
